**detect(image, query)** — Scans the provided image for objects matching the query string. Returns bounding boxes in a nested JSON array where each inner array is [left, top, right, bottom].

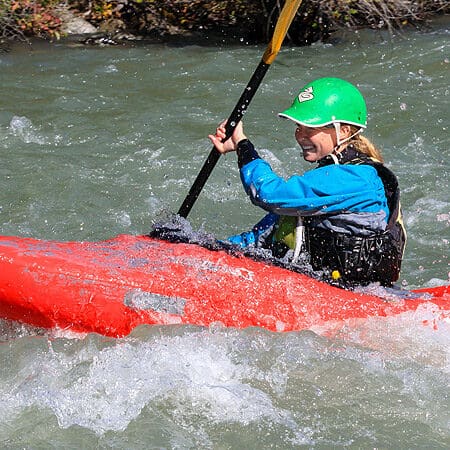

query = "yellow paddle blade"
[[263, 0, 303, 64]]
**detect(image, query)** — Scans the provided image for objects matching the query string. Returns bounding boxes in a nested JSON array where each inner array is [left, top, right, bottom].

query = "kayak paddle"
[[178, 0, 303, 218]]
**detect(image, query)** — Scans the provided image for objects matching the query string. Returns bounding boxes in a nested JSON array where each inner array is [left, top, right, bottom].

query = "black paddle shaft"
[[177, 60, 270, 218]]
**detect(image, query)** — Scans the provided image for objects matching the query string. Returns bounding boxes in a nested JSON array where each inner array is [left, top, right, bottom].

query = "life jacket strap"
[[292, 217, 305, 263]]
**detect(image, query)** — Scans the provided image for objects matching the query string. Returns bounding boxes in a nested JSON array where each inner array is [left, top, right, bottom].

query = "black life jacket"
[[304, 145, 407, 286]]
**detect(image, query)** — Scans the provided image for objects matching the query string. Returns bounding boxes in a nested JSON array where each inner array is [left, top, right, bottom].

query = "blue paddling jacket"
[[228, 139, 406, 287]]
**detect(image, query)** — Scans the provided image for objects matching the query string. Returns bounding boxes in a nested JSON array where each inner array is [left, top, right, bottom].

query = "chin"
[[302, 153, 318, 163]]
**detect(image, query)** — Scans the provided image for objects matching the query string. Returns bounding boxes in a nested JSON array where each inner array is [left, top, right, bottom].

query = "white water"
[[0, 312, 449, 447]]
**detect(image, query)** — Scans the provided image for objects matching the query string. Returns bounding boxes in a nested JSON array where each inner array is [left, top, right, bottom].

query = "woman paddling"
[[209, 77, 406, 287]]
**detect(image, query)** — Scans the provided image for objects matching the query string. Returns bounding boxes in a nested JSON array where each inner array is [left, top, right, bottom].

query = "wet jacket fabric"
[[229, 140, 389, 242], [228, 140, 405, 286]]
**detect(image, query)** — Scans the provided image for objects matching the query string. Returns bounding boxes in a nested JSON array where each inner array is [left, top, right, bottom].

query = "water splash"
[[9, 116, 46, 144], [1, 321, 449, 446], [0, 329, 311, 444]]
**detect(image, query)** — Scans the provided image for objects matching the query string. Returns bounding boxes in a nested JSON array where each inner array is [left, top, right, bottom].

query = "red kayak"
[[0, 234, 448, 337]]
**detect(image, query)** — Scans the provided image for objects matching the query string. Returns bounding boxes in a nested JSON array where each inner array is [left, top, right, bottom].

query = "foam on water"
[[9, 116, 47, 145], [0, 327, 313, 445], [0, 311, 449, 446]]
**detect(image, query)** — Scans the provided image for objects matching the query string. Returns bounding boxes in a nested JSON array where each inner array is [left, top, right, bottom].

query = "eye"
[[296, 126, 317, 137]]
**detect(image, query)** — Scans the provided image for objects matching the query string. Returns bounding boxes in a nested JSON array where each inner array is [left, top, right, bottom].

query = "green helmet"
[[278, 77, 367, 129]]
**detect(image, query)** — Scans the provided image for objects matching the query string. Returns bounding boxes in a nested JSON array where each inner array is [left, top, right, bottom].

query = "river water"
[[0, 19, 449, 448]]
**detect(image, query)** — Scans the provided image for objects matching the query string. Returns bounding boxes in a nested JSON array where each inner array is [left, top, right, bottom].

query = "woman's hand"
[[208, 120, 247, 154]]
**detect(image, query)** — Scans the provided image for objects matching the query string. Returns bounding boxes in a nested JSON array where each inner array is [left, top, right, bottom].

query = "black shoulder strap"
[[370, 163, 401, 227]]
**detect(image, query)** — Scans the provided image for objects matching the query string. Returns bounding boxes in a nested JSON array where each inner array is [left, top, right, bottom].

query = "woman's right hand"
[[208, 120, 247, 154]]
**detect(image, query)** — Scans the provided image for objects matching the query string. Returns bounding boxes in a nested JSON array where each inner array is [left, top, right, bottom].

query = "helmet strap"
[[332, 123, 362, 154], [334, 122, 342, 146]]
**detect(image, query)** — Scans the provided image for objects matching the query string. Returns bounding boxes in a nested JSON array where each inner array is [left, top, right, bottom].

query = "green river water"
[[0, 19, 449, 448]]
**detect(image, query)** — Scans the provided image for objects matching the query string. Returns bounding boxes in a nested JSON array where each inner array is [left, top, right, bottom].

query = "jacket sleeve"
[[227, 213, 278, 248], [239, 151, 389, 218]]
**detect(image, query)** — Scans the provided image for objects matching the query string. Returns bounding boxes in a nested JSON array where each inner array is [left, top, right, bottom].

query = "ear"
[[339, 124, 352, 139]]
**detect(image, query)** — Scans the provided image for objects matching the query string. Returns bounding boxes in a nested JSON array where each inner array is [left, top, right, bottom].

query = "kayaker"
[[208, 77, 406, 287]]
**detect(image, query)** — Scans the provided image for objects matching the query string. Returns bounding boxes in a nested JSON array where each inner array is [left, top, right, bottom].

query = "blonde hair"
[[349, 126, 384, 163]]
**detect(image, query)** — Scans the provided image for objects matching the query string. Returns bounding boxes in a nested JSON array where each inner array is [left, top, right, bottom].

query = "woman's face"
[[294, 125, 337, 162]]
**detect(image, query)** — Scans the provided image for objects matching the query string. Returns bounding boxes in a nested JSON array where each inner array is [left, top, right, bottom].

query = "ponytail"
[[349, 126, 384, 163]]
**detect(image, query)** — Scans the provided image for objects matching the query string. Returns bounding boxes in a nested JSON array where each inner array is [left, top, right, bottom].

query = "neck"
[[318, 144, 360, 167]]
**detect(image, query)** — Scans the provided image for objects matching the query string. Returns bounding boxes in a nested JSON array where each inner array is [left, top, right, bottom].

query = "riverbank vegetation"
[[1, 0, 449, 46]]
